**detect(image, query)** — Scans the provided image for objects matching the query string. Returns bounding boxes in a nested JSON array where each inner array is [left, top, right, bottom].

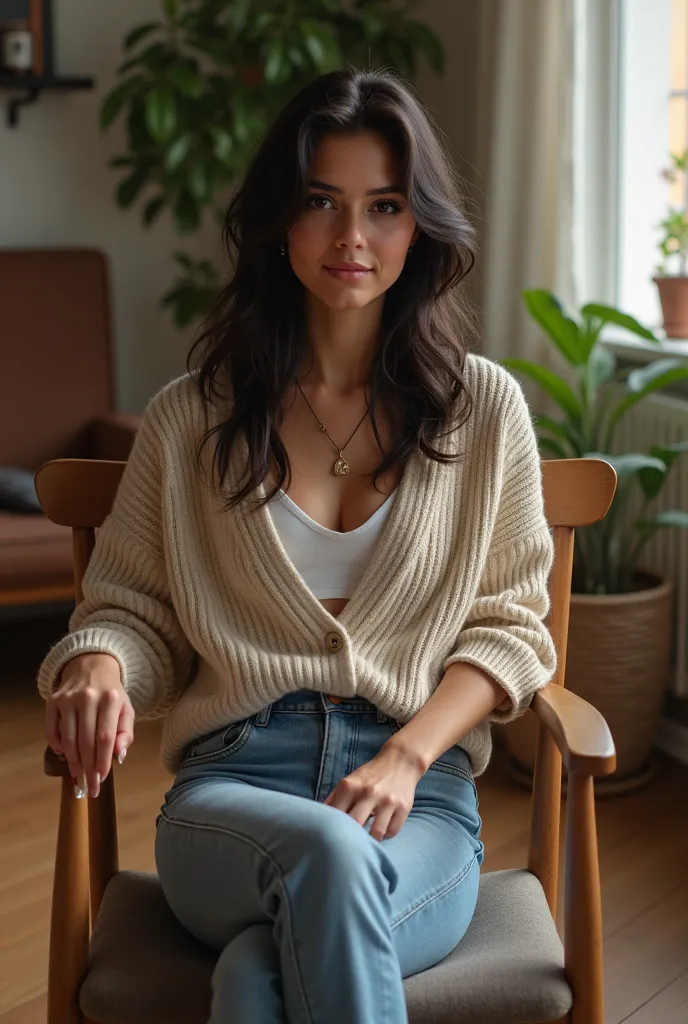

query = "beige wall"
[[0, 1, 483, 411]]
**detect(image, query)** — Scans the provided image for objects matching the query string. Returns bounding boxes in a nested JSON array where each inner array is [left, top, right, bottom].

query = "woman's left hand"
[[323, 742, 425, 841]]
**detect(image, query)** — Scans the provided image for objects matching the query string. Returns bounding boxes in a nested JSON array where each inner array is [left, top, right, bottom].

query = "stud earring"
[[408, 245, 414, 254], [280, 243, 286, 256]]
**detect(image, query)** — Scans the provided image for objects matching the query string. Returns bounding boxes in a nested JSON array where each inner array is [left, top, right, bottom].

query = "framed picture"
[[0, 0, 46, 76]]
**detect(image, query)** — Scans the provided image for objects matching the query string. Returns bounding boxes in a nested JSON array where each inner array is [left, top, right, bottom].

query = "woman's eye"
[[374, 200, 402, 215], [306, 194, 332, 209]]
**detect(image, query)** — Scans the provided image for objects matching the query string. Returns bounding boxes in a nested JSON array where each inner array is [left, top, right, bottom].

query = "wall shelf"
[[0, 72, 94, 126]]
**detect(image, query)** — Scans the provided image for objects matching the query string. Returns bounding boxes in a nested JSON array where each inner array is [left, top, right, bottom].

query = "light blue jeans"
[[154, 689, 485, 1024]]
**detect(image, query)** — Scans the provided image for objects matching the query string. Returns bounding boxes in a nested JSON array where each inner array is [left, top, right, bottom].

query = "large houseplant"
[[100, 0, 444, 327], [499, 290, 688, 792], [653, 147, 688, 337]]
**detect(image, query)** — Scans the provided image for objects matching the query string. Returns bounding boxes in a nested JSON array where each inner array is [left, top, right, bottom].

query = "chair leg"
[[565, 772, 605, 1024]]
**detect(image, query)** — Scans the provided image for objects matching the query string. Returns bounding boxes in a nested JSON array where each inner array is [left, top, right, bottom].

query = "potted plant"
[[653, 147, 688, 337], [99, 0, 445, 327], [499, 290, 688, 794]]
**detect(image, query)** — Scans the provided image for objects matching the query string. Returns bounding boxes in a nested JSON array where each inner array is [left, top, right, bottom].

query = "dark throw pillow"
[[0, 467, 42, 514]]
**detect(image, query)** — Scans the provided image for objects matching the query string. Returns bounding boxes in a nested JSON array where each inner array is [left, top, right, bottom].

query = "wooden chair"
[[35, 455, 617, 1024]]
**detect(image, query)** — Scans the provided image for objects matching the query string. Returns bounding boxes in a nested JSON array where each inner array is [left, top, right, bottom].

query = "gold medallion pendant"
[[334, 457, 349, 476]]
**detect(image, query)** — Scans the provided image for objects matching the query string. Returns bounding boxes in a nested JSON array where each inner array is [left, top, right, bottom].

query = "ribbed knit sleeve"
[[36, 391, 197, 718], [442, 371, 557, 722]]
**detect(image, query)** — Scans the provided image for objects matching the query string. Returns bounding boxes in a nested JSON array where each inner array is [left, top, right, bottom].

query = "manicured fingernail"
[[118, 747, 127, 764], [74, 775, 87, 800], [89, 772, 101, 799]]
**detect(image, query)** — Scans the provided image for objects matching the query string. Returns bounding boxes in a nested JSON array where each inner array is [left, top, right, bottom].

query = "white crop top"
[[267, 487, 399, 599]]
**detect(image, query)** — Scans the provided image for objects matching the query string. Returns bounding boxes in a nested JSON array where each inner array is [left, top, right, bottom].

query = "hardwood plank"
[[603, 882, 688, 1024], [622, 968, 688, 1024]]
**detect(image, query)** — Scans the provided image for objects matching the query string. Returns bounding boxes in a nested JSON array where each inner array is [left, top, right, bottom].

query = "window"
[[669, 0, 688, 212], [616, 0, 673, 332]]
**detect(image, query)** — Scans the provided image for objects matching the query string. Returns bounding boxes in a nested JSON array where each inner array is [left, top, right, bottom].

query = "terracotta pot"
[[653, 275, 688, 338], [502, 569, 674, 793]]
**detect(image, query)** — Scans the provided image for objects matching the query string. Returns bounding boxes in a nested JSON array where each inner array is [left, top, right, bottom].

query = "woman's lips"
[[324, 265, 373, 281]]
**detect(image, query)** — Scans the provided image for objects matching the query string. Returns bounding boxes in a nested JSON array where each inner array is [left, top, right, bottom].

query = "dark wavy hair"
[[187, 67, 478, 513]]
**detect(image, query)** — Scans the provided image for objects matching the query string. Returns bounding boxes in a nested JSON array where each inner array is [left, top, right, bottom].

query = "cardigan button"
[[325, 631, 343, 652]]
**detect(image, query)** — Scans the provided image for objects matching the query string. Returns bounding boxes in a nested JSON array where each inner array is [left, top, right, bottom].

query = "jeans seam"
[[158, 812, 315, 1024], [389, 851, 479, 931]]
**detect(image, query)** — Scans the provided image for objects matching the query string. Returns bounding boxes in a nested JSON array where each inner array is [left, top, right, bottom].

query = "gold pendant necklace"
[[297, 383, 369, 477]]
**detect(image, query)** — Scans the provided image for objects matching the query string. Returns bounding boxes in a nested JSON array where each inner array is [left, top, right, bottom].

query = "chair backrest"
[[0, 249, 114, 469]]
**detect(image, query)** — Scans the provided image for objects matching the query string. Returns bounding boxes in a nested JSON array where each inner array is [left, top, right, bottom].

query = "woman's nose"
[[334, 210, 366, 249]]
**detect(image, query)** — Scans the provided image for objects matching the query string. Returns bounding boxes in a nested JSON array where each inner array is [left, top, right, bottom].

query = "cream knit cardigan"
[[37, 353, 557, 777]]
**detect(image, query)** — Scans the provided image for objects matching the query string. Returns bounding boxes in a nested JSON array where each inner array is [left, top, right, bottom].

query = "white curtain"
[[477, 0, 578, 409]]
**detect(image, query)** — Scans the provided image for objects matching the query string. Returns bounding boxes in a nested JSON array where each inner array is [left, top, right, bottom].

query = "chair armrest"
[[88, 412, 143, 461], [530, 684, 616, 777]]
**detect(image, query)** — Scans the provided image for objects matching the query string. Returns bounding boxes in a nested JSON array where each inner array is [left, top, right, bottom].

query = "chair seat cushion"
[[80, 868, 573, 1024]]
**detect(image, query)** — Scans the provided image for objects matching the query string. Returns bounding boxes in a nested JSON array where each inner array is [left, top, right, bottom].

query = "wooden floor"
[[1, 613, 688, 1024]]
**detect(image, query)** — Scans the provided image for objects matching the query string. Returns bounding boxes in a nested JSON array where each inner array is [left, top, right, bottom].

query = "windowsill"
[[600, 330, 688, 365], [600, 329, 688, 399]]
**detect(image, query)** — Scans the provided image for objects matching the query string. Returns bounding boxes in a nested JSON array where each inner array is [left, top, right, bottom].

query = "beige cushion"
[[80, 868, 573, 1024]]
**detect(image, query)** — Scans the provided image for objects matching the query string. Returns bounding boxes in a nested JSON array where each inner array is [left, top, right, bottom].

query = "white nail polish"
[[74, 776, 87, 799], [118, 746, 127, 765]]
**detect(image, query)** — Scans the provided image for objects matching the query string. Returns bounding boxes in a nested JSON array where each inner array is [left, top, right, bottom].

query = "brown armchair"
[[0, 249, 141, 609]]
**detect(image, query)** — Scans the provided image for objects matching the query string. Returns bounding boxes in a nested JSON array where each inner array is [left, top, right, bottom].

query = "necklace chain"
[[296, 381, 369, 477]]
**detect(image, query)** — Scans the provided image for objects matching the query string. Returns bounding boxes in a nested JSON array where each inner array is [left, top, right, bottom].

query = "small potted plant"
[[653, 147, 688, 337], [499, 290, 688, 794]]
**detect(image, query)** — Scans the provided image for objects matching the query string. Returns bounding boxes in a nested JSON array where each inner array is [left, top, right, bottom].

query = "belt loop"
[[255, 703, 272, 727], [376, 707, 388, 724]]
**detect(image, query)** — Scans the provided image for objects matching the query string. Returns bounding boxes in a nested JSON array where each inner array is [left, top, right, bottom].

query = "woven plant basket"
[[501, 569, 674, 795]]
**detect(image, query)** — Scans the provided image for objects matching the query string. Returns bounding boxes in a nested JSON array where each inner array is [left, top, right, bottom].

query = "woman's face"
[[286, 130, 418, 311]]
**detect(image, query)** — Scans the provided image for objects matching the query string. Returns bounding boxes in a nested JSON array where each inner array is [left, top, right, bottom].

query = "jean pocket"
[[179, 716, 255, 769]]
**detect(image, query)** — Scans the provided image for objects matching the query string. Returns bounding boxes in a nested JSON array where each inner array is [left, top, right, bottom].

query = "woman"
[[38, 69, 557, 1024]]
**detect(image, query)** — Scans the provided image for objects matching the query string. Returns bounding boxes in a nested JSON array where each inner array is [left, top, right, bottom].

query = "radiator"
[[607, 385, 688, 696]]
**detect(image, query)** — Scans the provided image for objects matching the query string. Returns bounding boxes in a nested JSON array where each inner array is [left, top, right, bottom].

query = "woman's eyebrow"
[[308, 179, 405, 196]]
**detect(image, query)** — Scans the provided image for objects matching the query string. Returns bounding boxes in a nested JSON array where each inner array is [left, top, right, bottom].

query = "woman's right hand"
[[45, 653, 135, 799]]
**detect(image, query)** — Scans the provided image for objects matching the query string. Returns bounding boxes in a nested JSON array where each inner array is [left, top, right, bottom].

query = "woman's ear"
[[411, 227, 421, 246]]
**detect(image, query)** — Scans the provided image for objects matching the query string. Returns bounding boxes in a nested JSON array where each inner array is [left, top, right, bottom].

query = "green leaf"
[[233, 97, 249, 142], [522, 289, 584, 365], [168, 64, 204, 98], [108, 155, 134, 169], [586, 451, 667, 479], [580, 303, 659, 343], [609, 359, 688, 429], [123, 22, 161, 52], [499, 358, 583, 420], [638, 441, 688, 498], [116, 166, 149, 208], [637, 510, 688, 530], [587, 344, 616, 390], [173, 189, 200, 233], [164, 132, 192, 172], [209, 126, 233, 165], [143, 194, 166, 225], [300, 20, 340, 70], [163, 0, 180, 20], [264, 39, 287, 83], [100, 75, 145, 129], [189, 158, 212, 202], [534, 414, 582, 455], [172, 250, 195, 269], [145, 87, 178, 142], [404, 20, 444, 73], [538, 436, 569, 459]]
